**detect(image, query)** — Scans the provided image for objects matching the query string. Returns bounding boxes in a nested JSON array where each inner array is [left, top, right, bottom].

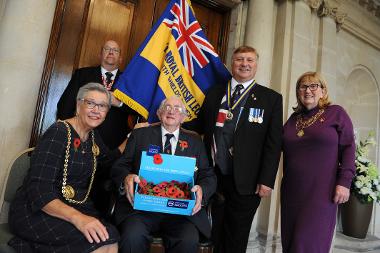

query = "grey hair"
[[158, 95, 187, 116], [76, 82, 112, 108]]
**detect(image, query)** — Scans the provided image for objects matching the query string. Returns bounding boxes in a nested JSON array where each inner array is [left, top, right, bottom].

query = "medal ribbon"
[[226, 80, 256, 111]]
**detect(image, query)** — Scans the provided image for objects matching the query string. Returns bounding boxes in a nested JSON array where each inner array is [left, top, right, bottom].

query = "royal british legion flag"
[[114, 0, 231, 122]]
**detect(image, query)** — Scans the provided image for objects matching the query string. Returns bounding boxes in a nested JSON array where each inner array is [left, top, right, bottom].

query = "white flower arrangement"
[[352, 132, 380, 204]]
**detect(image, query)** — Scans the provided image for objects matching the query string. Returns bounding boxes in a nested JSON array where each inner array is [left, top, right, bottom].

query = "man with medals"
[[185, 46, 283, 253]]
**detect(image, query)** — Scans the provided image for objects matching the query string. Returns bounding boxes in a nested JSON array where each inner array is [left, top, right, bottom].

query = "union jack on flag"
[[163, 0, 218, 77], [114, 0, 231, 123]]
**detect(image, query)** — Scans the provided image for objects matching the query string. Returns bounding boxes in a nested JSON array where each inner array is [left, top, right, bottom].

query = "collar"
[[161, 126, 180, 140], [231, 77, 255, 91], [101, 66, 118, 79]]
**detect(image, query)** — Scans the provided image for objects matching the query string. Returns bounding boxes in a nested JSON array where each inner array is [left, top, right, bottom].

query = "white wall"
[[0, 0, 57, 200]]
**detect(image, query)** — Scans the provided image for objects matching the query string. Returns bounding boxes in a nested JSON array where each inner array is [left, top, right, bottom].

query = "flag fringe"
[[114, 89, 149, 120]]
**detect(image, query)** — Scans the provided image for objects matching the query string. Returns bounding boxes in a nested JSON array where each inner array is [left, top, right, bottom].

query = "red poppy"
[[73, 138, 81, 150], [153, 154, 163, 164], [176, 190, 185, 199], [156, 191, 167, 197], [179, 140, 189, 151], [166, 186, 178, 196], [138, 178, 147, 188], [158, 181, 169, 188], [153, 186, 162, 193]]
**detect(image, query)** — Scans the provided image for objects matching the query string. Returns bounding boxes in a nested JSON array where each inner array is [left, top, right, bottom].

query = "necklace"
[[225, 80, 256, 120], [60, 120, 99, 204], [295, 109, 325, 137]]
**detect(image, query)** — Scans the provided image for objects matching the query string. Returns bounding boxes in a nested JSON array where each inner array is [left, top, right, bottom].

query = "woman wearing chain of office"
[[8, 83, 120, 253], [281, 71, 356, 253]]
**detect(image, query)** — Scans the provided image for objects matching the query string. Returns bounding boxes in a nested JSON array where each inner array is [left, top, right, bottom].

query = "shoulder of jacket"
[[180, 127, 201, 139], [255, 83, 282, 97]]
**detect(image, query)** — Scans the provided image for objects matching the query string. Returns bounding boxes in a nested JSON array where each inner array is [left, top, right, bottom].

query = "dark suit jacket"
[[57, 66, 137, 149], [187, 82, 283, 195], [111, 125, 217, 237]]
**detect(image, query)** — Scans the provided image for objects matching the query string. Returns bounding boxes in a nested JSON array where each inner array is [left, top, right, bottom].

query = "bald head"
[[100, 40, 122, 71]]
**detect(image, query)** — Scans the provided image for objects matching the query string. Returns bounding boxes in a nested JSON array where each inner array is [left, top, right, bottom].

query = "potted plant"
[[341, 131, 379, 239]]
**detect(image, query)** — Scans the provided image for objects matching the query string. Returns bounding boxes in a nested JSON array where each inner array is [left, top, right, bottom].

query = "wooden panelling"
[[78, 0, 135, 70]]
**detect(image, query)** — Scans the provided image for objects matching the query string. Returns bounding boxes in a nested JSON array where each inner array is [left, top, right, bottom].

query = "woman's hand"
[[42, 199, 109, 243], [71, 213, 109, 243], [334, 185, 350, 204]]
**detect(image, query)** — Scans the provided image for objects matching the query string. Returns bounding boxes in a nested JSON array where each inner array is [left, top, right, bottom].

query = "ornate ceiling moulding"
[[356, 0, 380, 18], [304, 0, 348, 31], [341, 0, 380, 50]]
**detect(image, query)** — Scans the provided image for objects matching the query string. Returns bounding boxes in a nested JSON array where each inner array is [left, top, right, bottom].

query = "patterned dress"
[[281, 105, 355, 253], [8, 122, 120, 253]]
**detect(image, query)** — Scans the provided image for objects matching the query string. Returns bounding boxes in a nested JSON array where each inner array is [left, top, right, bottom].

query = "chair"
[[149, 202, 214, 253], [0, 148, 34, 253]]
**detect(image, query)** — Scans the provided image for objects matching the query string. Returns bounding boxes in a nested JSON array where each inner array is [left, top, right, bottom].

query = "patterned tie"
[[231, 84, 244, 106], [105, 72, 113, 85], [164, 133, 174, 154]]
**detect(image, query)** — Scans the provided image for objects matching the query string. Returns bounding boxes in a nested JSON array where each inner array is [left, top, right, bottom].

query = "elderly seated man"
[[111, 96, 216, 253]]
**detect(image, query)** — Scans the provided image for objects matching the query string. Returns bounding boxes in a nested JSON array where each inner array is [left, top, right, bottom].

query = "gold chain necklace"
[[60, 121, 100, 204], [295, 109, 324, 137]]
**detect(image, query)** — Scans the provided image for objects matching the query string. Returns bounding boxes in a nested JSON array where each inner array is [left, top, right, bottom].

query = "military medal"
[[225, 80, 256, 122], [253, 109, 258, 123], [258, 109, 264, 124], [249, 108, 254, 122], [226, 111, 234, 120]]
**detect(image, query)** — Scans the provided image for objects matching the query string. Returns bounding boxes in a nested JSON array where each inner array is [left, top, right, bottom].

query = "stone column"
[[0, 0, 57, 210], [244, 0, 275, 88], [243, 1, 283, 252]]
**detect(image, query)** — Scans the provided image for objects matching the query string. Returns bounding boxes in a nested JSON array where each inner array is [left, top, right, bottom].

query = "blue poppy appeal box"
[[133, 151, 196, 216]]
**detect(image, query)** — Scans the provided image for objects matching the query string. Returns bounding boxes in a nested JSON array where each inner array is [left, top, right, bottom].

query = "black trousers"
[[212, 172, 261, 253], [118, 212, 199, 253]]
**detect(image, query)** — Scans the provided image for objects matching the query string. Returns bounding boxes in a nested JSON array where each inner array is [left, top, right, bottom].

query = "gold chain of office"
[[60, 120, 99, 204], [295, 109, 325, 137]]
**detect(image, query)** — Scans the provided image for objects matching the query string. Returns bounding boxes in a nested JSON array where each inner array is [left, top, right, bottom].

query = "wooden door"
[[30, 0, 231, 147]]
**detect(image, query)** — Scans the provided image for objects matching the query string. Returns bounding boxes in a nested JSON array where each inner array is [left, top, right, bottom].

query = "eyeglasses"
[[103, 47, 121, 54], [298, 83, 320, 91], [163, 105, 184, 114], [80, 99, 109, 112], [233, 57, 257, 63]]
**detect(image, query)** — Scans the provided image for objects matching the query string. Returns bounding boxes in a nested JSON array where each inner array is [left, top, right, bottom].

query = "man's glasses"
[[103, 47, 121, 54], [298, 83, 320, 92], [163, 105, 184, 114], [80, 99, 109, 112]]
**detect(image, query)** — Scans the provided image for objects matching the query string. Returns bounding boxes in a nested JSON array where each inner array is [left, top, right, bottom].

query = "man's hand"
[[110, 93, 122, 107], [255, 184, 272, 198], [334, 185, 350, 204], [191, 185, 203, 215], [118, 138, 128, 153], [134, 122, 150, 129], [71, 213, 109, 243], [124, 174, 139, 205]]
